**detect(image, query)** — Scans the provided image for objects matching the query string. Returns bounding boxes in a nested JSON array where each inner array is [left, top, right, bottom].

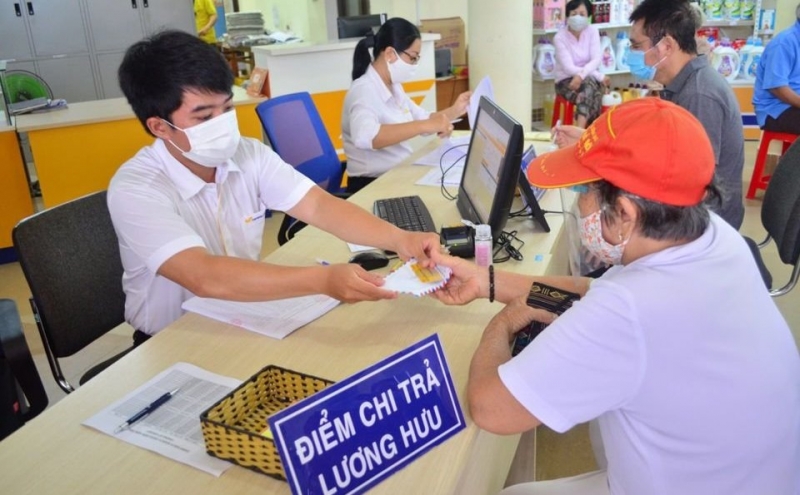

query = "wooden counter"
[[0, 119, 34, 250]]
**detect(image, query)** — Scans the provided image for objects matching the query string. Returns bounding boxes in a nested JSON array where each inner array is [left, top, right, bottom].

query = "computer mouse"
[[348, 251, 390, 271]]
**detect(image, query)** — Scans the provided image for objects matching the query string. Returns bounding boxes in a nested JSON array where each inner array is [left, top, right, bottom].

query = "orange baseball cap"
[[527, 98, 715, 206]]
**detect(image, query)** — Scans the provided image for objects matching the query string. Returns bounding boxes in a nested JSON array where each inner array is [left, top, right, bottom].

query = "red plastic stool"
[[552, 94, 575, 127], [747, 130, 799, 199]]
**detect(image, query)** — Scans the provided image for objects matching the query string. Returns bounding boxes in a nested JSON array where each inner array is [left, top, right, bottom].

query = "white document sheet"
[[469, 76, 495, 129], [181, 294, 340, 339], [414, 135, 471, 167], [347, 243, 379, 253], [83, 363, 241, 477], [415, 164, 464, 187]]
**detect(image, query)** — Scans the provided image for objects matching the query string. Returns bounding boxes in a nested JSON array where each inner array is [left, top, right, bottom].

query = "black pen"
[[114, 387, 180, 434]]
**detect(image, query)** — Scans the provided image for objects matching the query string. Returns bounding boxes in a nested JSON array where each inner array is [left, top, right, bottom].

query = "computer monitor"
[[518, 145, 551, 232], [456, 96, 524, 243], [337, 13, 387, 39]]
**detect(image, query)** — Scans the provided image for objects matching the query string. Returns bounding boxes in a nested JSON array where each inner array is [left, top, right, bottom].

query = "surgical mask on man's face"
[[387, 49, 418, 84], [625, 41, 666, 81], [579, 210, 628, 265], [567, 14, 589, 32], [163, 110, 241, 168]]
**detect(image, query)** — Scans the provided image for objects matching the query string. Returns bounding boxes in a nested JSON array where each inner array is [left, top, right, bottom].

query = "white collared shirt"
[[342, 64, 430, 177], [107, 137, 314, 335]]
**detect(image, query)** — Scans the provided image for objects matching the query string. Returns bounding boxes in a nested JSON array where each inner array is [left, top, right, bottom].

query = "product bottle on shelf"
[[743, 37, 764, 81], [723, 0, 741, 20], [737, 36, 754, 79], [599, 31, 617, 73], [534, 38, 557, 79], [705, 0, 724, 20], [711, 38, 741, 82], [740, 0, 756, 20], [601, 89, 622, 112], [616, 31, 631, 71]]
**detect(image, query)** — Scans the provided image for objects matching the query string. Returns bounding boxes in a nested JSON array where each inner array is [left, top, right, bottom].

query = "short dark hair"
[[352, 17, 420, 80], [594, 177, 722, 242], [629, 0, 698, 54], [566, 0, 593, 17], [118, 30, 233, 135]]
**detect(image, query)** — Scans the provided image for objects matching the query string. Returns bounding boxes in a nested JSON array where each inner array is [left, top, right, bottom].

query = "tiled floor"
[[2, 140, 798, 481]]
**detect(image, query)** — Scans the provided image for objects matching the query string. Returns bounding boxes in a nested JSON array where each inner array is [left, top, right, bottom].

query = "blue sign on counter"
[[269, 334, 465, 495]]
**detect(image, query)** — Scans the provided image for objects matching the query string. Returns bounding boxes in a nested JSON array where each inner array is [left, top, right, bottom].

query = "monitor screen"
[[518, 145, 551, 232], [456, 96, 524, 243], [337, 14, 387, 39]]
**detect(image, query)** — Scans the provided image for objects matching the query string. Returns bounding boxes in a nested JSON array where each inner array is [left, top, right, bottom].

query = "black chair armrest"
[[743, 236, 773, 290]]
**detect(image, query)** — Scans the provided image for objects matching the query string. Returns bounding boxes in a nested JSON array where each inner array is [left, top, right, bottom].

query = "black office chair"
[[255, 92, 350, 245], [746, 139, 800, 297], [12, 191, 133, 393], [0, 299, 47, 440]]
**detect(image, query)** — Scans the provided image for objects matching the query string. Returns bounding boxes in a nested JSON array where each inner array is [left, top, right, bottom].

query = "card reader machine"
[[440, 225, 474, 259]]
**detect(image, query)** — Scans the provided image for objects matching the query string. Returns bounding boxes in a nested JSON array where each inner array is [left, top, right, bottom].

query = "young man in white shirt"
[[431, 99, 800, 494], [111, 31, 440, 341]]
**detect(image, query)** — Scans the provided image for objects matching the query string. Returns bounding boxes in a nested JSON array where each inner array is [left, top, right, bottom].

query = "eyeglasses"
[[400, 49, 421, 64]]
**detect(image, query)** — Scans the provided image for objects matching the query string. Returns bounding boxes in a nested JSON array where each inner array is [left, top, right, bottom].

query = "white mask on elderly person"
[[387, 49, 419, 84], [579, 209, 628, 265], [567, 15, 590, 32], [163, 110, 241, 168]]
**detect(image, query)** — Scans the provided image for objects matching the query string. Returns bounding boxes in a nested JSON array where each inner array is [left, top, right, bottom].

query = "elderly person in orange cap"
[[430, 99, 800, 495]]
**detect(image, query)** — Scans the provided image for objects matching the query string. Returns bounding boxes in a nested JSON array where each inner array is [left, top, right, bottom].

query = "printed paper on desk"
[[382, 260, 452, 296], [181, 294, 340, 339], [469, 76, 495, 130], [414, 134, 470, 168], [415, 164, 464, 187], [83, 362, 240, 476]]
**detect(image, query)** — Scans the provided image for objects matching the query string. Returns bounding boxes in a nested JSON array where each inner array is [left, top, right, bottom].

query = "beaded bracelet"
[[489, 265, 495, 303]]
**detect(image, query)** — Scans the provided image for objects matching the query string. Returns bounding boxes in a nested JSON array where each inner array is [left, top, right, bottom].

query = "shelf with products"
[[701, 19, 755, 27], [531, 0, 641, 126], [533, 68, 630, 82], [533, 21, 632, 36]]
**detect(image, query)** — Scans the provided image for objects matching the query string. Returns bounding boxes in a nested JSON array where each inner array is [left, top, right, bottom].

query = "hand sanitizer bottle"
[[474, 224, 493, 267]]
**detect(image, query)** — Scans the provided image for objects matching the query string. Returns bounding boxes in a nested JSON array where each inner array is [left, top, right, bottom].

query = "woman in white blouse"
[[342, 17, 469, 193], [552, 0, 609, 128]]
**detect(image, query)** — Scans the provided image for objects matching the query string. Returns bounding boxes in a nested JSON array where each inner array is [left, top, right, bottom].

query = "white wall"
[[467, 0, 532, 130], [235, 0, 470, 43], [775, 0, 798, 32], [369, 0, 468, 33], [237, 0, 328, 42]]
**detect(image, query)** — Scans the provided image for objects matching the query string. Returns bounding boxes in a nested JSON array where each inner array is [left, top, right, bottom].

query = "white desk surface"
[[0, 138, 566, 494], [252, 33, 440, 57], [15, 86, 264, 133]]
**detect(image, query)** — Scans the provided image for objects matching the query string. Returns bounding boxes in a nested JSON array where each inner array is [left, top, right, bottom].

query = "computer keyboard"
[[373, 195, 437, 233]]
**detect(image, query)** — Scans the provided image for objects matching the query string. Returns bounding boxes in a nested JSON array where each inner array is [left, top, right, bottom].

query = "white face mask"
[[386, 49, 418, 84], [579, 210, 628, 265], [163, 110, 241, 168], [568, 14, 589, 32]]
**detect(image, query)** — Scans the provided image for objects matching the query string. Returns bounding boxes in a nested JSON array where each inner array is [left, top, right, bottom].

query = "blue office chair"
[[255, 92, 349, 245]]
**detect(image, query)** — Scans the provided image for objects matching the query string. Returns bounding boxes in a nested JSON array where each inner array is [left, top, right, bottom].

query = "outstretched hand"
[[427, 250, 487, 306], [321, 264, 397, 303]]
